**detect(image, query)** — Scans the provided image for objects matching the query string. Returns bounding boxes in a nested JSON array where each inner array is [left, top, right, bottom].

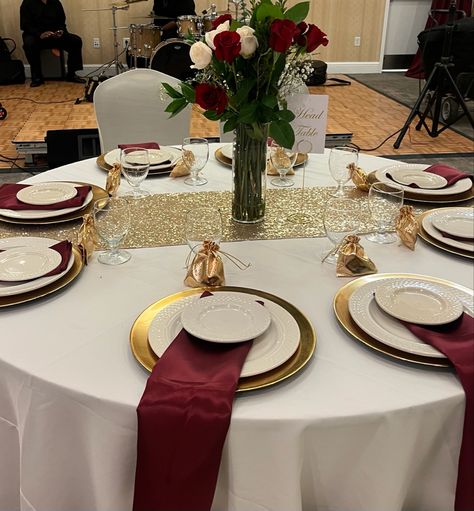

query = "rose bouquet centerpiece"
[[164, 0, 328, 223]]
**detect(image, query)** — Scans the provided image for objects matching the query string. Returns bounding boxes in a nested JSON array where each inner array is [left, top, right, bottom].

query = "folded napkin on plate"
[[133, 292, 252, 511], [0, 240, 72, 281], [387, 164, 472, 189], [403, 314, 474, 511], [0, 184, 91, 211], [118, 142, 160, 150]]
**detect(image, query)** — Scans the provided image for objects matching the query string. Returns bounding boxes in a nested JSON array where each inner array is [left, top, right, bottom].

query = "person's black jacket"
[[20, 0, 67, 37], [152, 0, 196, 18]]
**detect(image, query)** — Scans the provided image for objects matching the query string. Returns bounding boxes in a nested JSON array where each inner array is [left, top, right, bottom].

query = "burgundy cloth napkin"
[[0, 184, 91, 211], [133, 292, 252, 511], [118, 142, 160, 150], [403, 314, 474, 511]]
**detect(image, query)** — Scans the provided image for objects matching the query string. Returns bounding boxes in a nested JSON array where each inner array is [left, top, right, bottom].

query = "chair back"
[[94, 69, 191, 152]]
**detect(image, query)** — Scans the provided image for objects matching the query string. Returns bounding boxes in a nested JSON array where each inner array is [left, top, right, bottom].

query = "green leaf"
[[238, 102, 258, 124], [269, 120, 295, 149], [278, 109, 296, 122], [262, 95, 277, 109], [180, 82, 195, 103], [162, 82, 182, 99], [233, 78, 256, 106], [203, 110, 221, 121], [256, 3, 283, 21], [223, 116, 238, 133], [165, 97, 187, 117], [285, 2, 310, 23]]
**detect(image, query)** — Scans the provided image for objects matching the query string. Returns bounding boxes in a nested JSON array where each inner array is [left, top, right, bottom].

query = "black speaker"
[[46, 129, 101, 169], [0, 60, 26, 85]]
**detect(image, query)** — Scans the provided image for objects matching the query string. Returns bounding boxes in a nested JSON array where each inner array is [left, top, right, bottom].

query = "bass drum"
[[149, 39, 195, 81]]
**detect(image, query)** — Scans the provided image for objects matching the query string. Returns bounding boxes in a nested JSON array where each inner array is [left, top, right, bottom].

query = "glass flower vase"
[[232, 123, 268, 224]]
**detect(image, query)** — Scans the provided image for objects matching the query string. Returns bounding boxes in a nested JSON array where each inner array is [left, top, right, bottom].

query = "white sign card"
[[287, 94, 329, 154]]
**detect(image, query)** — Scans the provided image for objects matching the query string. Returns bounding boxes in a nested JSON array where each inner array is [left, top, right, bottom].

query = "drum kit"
[[83, 1, 247, 79]]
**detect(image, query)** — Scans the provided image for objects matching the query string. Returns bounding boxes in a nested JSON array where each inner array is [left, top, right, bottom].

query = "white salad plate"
[[349, 279, 473, 358], [0, 237, 74, 296], [430, 208, 474, 239], [0, 246, 61, 282], [220, 143, 233, 160], [148, 291, 300, 377], [387, 167, 447, 189], [375, 164, 472, 196], [105, 147, 182, 169], [16, 182, 78, 206], [422, 209, 474, 252], [180, 294, 272, 343], [373, 278, 463, 325]]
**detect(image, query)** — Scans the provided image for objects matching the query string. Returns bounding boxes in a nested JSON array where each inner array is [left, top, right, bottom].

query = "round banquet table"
[[0, 146, 472, 511]]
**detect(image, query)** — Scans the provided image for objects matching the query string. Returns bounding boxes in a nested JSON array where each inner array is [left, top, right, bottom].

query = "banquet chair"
[[94, 68, 191, 153]]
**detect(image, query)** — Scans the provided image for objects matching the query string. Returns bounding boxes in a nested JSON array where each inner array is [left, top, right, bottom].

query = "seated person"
[[20, 0, 85, 87], [152, 0, 196, 39]]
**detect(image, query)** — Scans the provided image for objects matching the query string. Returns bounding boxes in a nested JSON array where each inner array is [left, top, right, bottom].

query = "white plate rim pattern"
[[375, 164, 472, 196], [148, 291, 300, 377], [0, 237, 74, 296], [105, 146, 182, 169], [0, 246, 61, 281], [430, 209, 474, 240], [16, 182, 78, 206], [349, 279, 473, 358], [388, 168, 448, 189], [422, 209, 474, 252]]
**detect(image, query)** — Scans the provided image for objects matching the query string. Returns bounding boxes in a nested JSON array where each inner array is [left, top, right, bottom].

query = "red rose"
[[214, 31, 241, 63], [269, 19, 297, 53], [211, 13, 232, 29], [195, 83, 228, 114], [294, 21, 307, 47], [305, 24, 329, 52]]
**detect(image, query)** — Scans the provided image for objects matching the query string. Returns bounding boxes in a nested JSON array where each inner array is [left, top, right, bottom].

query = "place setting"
[[0, 181, 108, 225]]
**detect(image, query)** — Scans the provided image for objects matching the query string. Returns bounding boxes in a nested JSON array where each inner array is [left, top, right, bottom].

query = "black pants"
[[22, 32, 83, 80]]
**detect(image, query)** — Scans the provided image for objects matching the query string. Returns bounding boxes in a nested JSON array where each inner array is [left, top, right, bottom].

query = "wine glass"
[[182, 137, 209, 186], [322, 198, 360, 264], [93, 197, 131, 265], [329, 146, 358, 197], [185, 206, 223, 254], [269, 141, 298, 187], [120, 147, 150, 198], [367, 181, 404, 244]]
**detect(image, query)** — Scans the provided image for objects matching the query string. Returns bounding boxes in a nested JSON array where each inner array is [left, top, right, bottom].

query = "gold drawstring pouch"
[[184, 241, 225, 288], [267, 147, 295, 175], [336, 235, 377, 277], [106, 162, 121, 196], [348, 163, 370, 192], [77, 213, 96, 264], [396, 205, 418, 250], [170, 158, 190, 177]]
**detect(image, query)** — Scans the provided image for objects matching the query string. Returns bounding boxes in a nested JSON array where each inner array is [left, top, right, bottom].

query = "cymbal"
[[130, 14, 174, 19]]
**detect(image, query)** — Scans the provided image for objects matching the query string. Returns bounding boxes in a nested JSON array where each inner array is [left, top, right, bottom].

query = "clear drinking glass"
[[182, 137, 209, 186], [185, 206, 223, 253], [120, 147, 150, 198], [329, 145, 359, 197], [93, 197, 131, 265], [322, 198, 360, 264], [367, 181, 404, 244], [269, 141, 298, 187]]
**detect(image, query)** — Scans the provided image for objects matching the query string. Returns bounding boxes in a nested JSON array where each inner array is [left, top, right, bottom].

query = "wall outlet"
[[93, 37, 101, 49], [123, 37, 130, 49], [354, 36, 361, 47]]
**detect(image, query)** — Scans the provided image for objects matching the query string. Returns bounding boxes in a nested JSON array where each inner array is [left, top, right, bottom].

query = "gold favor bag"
[[337, 235, 377, 277], [184, 241, 225, 288], [396, 205, 418, 250], [348, 163, 370, 192], [106, 163, 121, 196], [77, 213, 96, 264]]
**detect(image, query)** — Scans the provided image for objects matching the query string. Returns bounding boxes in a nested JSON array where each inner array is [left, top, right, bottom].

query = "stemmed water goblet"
[[185, 206, 223, 254], [120, 147, 150, 198], [93, 196, 131, 265], [329, 145, 359, 197], [269, 141, 298, 187], [182, 137, 209, 186], [366, 181, 404, 244], [322, 198, 360, 264]]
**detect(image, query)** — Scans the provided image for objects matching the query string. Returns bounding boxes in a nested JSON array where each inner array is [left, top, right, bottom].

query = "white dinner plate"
[[349, 279, 473, 358], [148, 291, 300, 377], [16, 182, 78, 206], [375, 164, 472, 196], [422, 209, 474, 252], [220, 143, 233, 160], [0, 246, 61, 281], [105, 147, 182, 169], [180, 294, 271, 343], [430, 208, 474, 239], [0, 237, 74, 296], [0, 184, 93, 220], [388, 168, 447, 189], [373, 278, 463, 325]]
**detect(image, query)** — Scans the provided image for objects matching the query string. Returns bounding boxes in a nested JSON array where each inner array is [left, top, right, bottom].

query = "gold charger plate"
[[214, 148, 308, 171], [0, 183, 109, 225], [333, 273, 474, 368], [96, 154, 175, 176], [0, 244, 84, 307], [130, 286, 316, 392], [367, 171, 474, 204], [417, 209, 474, 260]]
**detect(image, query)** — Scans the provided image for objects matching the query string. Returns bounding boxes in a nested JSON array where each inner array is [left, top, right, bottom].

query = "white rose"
[[205, 20, 230, 50], [189, 41, 212, 69], [236, 26, 258, 58]]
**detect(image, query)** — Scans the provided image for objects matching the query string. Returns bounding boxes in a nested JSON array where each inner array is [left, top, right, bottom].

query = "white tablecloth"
[[0, 146, 471, 511]]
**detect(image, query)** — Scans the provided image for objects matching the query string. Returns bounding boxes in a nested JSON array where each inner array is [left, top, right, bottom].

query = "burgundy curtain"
[[405, 0, 472, 78]]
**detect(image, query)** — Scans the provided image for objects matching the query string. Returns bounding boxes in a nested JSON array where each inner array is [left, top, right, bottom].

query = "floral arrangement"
[[164, 0, 328, 149]]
